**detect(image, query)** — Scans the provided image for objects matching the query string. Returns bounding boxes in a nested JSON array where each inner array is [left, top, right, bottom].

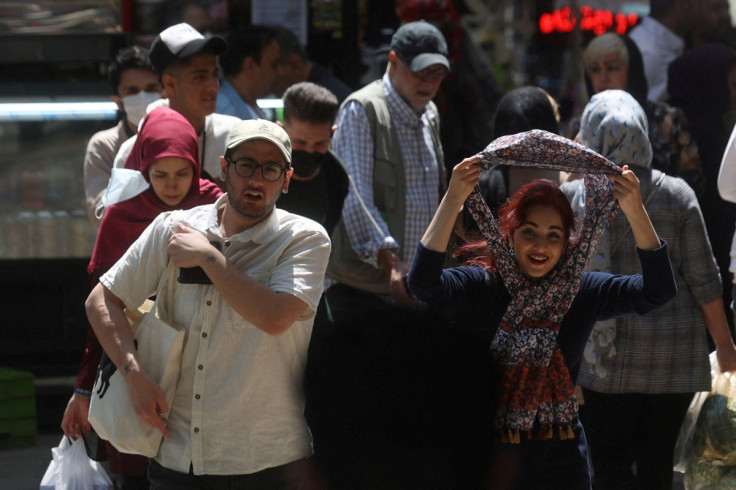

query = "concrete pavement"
[[1, 432, 71, 490], [0, 375, 114, 489]]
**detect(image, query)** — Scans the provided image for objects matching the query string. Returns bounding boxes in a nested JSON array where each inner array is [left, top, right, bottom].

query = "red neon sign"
[[539, 5, 639, 35]]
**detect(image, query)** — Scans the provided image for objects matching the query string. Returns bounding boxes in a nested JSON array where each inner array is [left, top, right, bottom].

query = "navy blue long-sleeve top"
[[408, 240, 677, 385]]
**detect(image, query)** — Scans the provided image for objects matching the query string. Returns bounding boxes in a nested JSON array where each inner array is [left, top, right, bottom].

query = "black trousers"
[[147, 458, 319, 490], [580, 389, 693, 490]]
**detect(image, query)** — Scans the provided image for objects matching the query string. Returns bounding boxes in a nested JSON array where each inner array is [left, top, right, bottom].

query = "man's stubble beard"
[[225, 171, 281, 221]]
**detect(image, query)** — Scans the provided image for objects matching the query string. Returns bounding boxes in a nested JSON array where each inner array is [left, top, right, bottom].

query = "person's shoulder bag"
[[88, 226, 185, 457]]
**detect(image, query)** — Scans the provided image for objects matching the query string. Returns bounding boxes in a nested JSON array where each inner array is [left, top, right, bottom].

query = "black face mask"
[[291, 149, 326, 178]]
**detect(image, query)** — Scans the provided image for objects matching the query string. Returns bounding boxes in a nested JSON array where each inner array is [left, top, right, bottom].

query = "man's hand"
[[379, 249, 416, 305], [168, 223, 218, 269], [389, 265, 416, 306], [61, 392, 91, 438], [125, 369, 170, 439]]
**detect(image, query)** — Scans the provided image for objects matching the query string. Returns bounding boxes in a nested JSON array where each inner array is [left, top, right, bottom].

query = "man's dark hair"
[[283, 82, 339, 125], [649, 0, 677, 19], [274, 25, 308, 62], [156, 0, 212, 32], [160, 57, 195, 79], [220, 25, 279, 77], [108, 46, 155, 95], [224, 146, 236, 162]]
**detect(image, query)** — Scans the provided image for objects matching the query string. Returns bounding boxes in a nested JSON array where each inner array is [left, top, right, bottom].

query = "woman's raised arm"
[[421, 157, 481, 252]]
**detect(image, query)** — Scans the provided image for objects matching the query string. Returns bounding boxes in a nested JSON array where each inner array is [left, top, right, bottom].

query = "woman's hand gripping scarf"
[[464, 129, 622, 443]]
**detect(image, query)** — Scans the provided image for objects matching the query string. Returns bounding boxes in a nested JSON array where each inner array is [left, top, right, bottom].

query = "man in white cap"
[[326, 20, 450, 318], [112, 22, 240, 189], [87, 119, 330, 485]]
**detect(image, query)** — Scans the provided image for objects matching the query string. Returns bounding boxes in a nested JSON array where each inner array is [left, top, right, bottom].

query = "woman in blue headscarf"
[[564, 89, 736, 490]]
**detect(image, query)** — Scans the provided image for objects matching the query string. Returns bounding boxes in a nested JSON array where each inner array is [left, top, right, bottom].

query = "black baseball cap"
[[390, 20, 450, 72], [149, 23, 227, 74]]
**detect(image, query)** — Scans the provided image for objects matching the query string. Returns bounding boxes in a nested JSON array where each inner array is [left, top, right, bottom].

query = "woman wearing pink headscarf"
[[62, 107, 222, 488]]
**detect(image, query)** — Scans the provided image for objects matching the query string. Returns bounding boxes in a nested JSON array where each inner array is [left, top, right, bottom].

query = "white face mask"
[[121, 91, 161, 128]]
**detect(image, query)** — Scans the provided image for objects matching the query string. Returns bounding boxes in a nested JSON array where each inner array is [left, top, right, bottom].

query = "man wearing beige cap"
[[86, 119, 330, 486]]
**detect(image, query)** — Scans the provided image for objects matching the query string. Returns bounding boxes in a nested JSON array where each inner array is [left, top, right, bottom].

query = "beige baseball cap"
[[225, 119, 292, 166]]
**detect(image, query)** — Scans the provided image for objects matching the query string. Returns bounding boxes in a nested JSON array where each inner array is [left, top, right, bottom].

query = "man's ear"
[[331, 124, 337, 136], [284, 53, 302, 71], [282, 166, 294, 193], [161, 73, 176, 98], [386, 50, 401, 75], [220, 155, 228, 179], [111, 95, 124, 112], [242, 56, 258, 74]]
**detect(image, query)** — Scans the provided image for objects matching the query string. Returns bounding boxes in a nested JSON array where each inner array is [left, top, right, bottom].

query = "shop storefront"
[[0, 0, 651, 392], [0, 0, 359, 385], [0, 2, 129, 381]]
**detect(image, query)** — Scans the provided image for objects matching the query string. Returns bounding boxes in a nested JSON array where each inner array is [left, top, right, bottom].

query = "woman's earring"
[[282, 187, 289, 194], [220, 171, 226, 181]]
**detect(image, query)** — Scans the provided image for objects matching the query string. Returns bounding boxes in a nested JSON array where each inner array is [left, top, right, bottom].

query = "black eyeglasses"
[[227, 158, 287, 182], [398, 55, 449, 82], [411, 65, 449, 82]]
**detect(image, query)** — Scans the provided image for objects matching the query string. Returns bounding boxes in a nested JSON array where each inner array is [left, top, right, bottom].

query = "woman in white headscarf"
[[563, 89, 736, 490]]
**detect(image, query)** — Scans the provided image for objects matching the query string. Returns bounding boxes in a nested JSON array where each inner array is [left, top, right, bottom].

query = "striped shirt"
[[332, 73, 440, 267]]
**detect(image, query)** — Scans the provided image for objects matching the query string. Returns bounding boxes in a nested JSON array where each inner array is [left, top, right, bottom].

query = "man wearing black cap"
[[113, 23, 240, 188], [326, 20, 450, 316]]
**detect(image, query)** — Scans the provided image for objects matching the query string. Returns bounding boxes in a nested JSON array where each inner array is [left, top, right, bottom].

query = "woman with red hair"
[[408, 130, 676, 489]]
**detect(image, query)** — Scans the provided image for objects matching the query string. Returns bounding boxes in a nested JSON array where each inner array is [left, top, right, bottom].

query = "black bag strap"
[[66, 432, 93, 459]]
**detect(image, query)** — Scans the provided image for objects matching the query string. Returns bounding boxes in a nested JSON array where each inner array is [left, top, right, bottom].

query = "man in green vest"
[[326, 20, 450, 320]]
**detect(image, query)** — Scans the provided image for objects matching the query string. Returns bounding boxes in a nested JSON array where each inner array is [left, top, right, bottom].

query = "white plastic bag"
[[673, 351, 736, 489], [39, 436, 113, 490]]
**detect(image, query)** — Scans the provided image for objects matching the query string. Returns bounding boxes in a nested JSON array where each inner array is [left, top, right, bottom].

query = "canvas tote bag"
[[88, 253, 185, 457]]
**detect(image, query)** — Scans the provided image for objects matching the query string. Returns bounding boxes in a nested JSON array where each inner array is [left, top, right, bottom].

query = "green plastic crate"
[[0, 367, 37, 449]]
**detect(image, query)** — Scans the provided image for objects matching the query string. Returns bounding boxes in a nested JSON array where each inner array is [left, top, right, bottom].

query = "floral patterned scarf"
[[465, 130, 621, 442]]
